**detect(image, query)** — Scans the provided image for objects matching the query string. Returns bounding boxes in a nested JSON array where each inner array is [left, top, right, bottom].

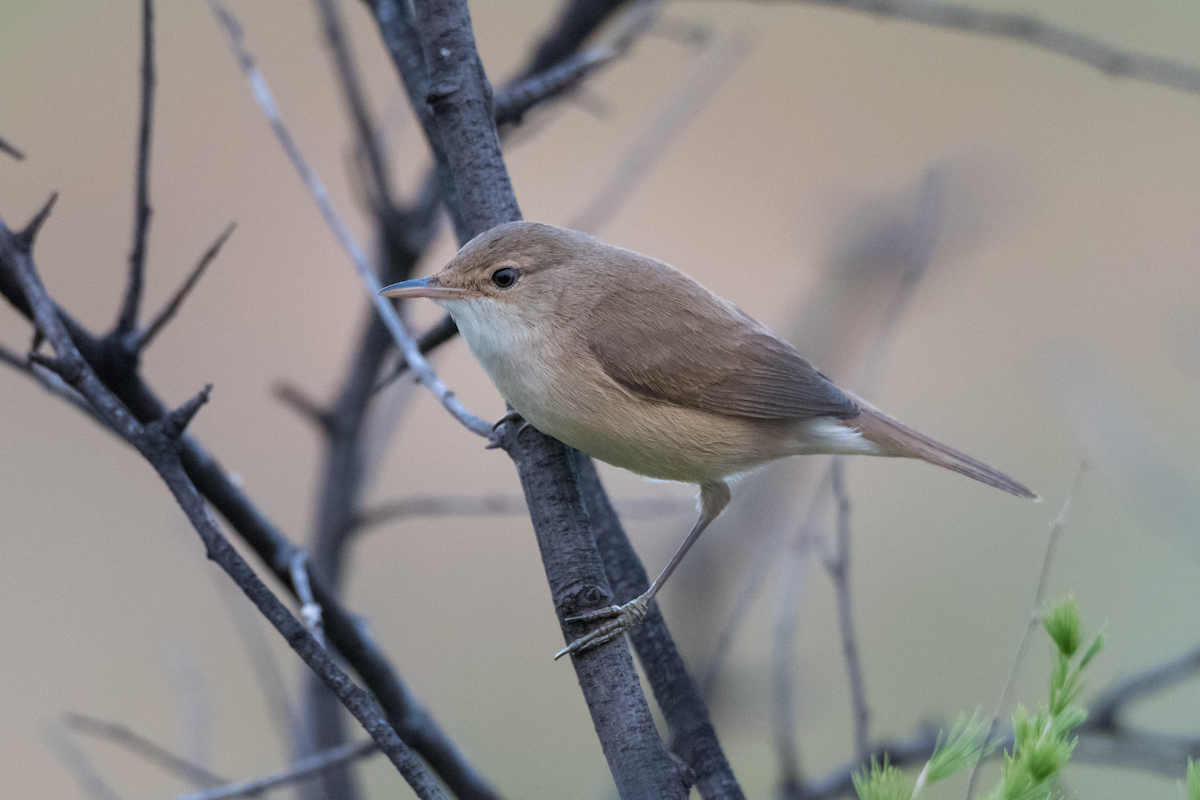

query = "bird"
[[381, 220, 1037, 658]]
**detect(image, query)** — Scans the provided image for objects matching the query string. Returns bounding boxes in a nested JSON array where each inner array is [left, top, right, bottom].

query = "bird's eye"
[[491, 267, 519, 289]]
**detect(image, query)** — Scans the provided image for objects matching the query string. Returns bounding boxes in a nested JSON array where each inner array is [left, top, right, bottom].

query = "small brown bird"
[[381, 221, 1036, 658]]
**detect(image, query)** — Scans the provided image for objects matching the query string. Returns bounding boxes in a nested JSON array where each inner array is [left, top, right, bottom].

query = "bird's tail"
[[848, 403, 1039, 500]]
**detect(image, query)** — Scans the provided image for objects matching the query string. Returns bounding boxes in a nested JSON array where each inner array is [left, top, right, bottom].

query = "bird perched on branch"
[[382, 221, 1036, 658]]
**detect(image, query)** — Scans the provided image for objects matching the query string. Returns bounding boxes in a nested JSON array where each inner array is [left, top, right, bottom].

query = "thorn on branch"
[[17, 193, 58, 251], [161, 384, 213, 439], [130, 222, 235, 353]]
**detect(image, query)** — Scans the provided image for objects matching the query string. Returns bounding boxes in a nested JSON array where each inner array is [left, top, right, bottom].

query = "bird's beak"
[[379, 276, 469, 300]]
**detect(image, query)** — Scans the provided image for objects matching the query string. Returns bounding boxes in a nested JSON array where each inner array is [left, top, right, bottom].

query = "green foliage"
[[1187, 758, 1200, 800], [984, 597, 1099, 800], [852, 597, 1101, 800], [853, 758, 912, 800]]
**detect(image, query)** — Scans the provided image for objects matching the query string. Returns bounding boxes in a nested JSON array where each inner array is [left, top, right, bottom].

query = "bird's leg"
[[485, 407, 530, 449], [555, 481, 732, 659]]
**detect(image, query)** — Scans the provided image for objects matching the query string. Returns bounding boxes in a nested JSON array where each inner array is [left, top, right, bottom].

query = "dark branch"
[[576, 453, 744, 800], [517, 0, 631, 78], [0, 211, 449, 800], [116, 0, 157, 335], [0, 217, 499, 800]]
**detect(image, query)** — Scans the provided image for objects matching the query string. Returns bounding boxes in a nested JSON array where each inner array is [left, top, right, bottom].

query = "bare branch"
[[0, 212, 448, 800], [64, 712, 227, 789], [170, 741, 379, 800], [0, 133, 24, 160], [792, 0, 1200, 97], [130, 222, 234, 353], [117, 0, 157, 335], [0, 219, 494, 800], [209, 0, 491, 437], [966, 465, 1085, 799]]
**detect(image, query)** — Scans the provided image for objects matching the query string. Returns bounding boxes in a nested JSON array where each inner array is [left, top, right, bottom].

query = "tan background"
[[2, 0, 1199, 797]]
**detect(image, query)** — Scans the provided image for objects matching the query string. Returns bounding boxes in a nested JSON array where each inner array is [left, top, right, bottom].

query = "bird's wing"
[[584, 281, 857, 421]]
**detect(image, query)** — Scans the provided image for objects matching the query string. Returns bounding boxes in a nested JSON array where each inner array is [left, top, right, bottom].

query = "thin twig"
[[130, 222, 234, 353], [171, 740, 378, 800], [494, 0, 663, 126], [825, 459, 869, 762], [290, 551, 326, 648], [208, 0, 490, 437], [0, 133, 24, 160], [314, 0, 396, 212], [64, 713, 227, 789], [790, 0, 1200, 98], [117, 0, 157, 335], [699, 465, 832, 696], [370, 314, 459, 395], [770, 513, 815, 793], [965, 464, 1086, 799]]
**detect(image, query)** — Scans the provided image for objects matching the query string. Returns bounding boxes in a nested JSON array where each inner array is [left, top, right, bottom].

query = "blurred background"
[[2, 0, 1199, 797]]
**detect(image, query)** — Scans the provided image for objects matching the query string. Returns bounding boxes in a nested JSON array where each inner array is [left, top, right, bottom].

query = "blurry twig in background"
[[352, 492, 695, 532], [700, 167, 948, 704], [171, 740, 379, 800], [48, 721, 126, 800], [569, 31, 749, 234], [823, 459, 869, 761], [0, 133, 24, 160], [793, 0, 1200, 98], [63, 713, 227, 790], [966, 467, 1083, 799]]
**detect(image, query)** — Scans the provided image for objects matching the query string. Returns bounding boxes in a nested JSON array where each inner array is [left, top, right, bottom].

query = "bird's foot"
[[554, 594, 651, 660], [485, 409, 529, 449]]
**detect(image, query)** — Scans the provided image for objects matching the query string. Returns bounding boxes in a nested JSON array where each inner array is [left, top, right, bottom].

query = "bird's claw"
[[485, 410, 528, 449], [554, 595, 651, 660]]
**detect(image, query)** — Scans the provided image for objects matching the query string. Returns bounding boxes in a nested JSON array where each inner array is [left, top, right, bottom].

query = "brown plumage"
[[382, 221, 1037, 657]]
